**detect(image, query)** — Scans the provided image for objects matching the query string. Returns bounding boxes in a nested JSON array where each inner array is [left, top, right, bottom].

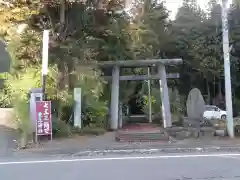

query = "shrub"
[[141, 84, 185, 124], [3, 66, 64, 143], [14, 99, 32, 147], [75, 66, 109, 129], [52, 117, 72, 138]]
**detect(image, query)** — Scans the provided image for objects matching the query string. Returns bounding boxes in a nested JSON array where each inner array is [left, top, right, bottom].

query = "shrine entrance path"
[[14, 132, 240, 158]]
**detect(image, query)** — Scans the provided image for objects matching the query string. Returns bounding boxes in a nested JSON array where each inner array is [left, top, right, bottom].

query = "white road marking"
[[73, 147, 209, 155], [221, 155, 240, 160], [0, 153, 239, 165]]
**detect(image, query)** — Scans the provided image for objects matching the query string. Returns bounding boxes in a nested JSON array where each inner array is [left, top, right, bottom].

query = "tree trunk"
[[67, 59, 76, 91], [57, 0, 66, 120], [57, 62, 65, 90], [57, 0, 66, 91], [218, 78, 223, 99], [60, 0, 65, 24]]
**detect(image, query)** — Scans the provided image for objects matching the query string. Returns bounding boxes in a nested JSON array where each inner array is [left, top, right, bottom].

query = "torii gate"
[[98, 58, 183, 130]]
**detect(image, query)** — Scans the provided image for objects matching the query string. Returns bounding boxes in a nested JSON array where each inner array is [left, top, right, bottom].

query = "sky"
[[164, 0, 233, 19]]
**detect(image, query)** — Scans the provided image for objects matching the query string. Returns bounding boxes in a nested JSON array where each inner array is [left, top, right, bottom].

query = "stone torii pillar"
[[98, 59, 182, 130], [158, 64, 172, 128], [110, 65, 120, 130]]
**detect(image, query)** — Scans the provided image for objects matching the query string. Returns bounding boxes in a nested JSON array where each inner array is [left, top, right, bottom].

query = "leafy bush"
[[75, 66, 109, 129], [14, 100, 31, 137], [4, 69, 40, 139], [2, 65, 64, 140], [141, 84, 185, 123], [82, 100, 108, 128], [52, 117, 72, 138], [141, 86, 162, 116]]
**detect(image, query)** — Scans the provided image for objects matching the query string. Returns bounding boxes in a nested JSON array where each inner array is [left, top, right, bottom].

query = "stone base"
[[235, 125, 240, 136], [115, 132, 169, 142], [166, 126, 215, 140]]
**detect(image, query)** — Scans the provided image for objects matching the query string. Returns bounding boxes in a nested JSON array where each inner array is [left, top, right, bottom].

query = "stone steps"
[[127, 115, 148, 124], [115, 131, 169, 142]]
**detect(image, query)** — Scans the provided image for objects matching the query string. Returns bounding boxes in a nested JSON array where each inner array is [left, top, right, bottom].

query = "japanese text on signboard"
[[36, 101, 52, 135]]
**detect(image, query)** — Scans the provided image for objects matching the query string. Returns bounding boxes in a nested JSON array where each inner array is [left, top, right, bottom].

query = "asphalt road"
[[1, 153, 240, 180]]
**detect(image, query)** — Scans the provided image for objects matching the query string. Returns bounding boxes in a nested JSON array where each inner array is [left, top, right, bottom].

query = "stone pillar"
[[110, 65, 120, 130], [158, 64, 172, 128]]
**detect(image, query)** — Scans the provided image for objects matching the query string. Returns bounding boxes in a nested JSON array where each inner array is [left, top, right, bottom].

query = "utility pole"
[[221, 0, 234, 138]]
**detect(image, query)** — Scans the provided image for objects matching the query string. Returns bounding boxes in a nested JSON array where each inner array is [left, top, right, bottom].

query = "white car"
[[203, 105, 227, 120]]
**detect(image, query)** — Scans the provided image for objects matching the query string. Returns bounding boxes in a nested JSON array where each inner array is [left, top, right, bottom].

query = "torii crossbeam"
[[98, 58, 183, 130]]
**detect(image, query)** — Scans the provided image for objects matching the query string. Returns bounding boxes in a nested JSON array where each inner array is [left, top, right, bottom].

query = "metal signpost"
[[35, 101, 52, 143]]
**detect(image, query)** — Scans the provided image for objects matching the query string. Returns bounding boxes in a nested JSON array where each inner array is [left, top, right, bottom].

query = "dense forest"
[[1, 0, 240, 137]]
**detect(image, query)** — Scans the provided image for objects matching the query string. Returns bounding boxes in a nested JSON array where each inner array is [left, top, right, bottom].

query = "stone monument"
[[186, 88, 205, 137]]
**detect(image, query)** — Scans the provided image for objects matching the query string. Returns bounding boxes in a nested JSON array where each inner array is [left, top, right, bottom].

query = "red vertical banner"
[[36, 101, 52, 136]]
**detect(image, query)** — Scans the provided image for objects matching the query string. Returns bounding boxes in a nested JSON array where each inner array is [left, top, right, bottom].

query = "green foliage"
[[168, 88, 185, 121], [2, 65, 59, 133], [76, 67, 108, 128], [169, 89, 185, 114], [141, 87, 162, 116], [7, 29, 42, 73], [4, 65, 63, 101], [141, 81, 185, 122], [14, 99, 31, 136], [52, 118, 72, 137]]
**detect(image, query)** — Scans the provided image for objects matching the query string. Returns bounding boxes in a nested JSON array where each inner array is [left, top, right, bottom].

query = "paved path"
[[20, 133, 240, 155], [1, 153, 240, 180]]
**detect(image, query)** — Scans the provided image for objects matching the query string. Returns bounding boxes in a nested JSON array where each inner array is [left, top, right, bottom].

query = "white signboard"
[[74, 88, 82, 128]]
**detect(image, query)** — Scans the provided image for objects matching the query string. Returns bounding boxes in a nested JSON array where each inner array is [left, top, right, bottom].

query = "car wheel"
[[221, 115, 227, 120]]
